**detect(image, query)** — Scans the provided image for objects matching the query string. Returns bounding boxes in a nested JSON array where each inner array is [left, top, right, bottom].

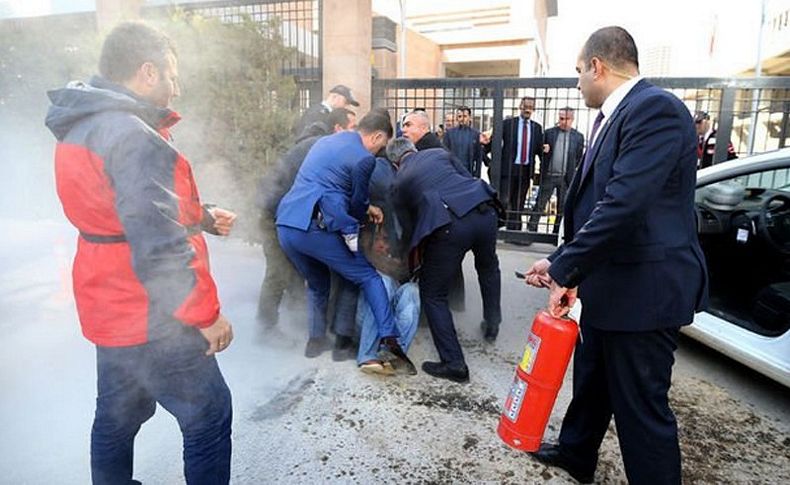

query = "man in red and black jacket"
[[45, 22, 236, 485]]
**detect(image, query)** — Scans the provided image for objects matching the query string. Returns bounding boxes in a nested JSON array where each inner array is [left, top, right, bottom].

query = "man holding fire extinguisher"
[[524, 26, 708, 484]]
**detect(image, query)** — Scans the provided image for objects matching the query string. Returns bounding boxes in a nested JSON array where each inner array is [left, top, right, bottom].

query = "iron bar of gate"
[[715, 87, 737, 166], [148, 0, 323, 109], [374, 76, 790, 245], [780, 99, 790, 150]]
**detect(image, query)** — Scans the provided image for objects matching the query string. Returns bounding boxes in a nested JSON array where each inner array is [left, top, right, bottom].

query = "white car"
[[686, 147, 790, 387]]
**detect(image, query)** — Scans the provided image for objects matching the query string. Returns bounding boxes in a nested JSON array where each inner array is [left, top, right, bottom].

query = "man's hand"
[[543, 143, 550, 153], [208, 207, 237, 236], [367, 205, 384, 224], [548, 281, 578, 318], [525, 257, 552, 288], [199, 313, 234, 356]]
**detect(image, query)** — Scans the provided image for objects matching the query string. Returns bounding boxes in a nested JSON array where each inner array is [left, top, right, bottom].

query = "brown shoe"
[[359, 360, 395, 376]]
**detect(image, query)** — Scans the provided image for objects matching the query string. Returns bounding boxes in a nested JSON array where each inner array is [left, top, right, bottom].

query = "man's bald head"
[[401, 110, 431, 144]]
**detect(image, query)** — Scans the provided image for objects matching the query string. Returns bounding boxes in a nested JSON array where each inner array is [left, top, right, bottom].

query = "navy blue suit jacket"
[[548, 80, 708, 331], [394, 148, 497, 250], [276, 131, 374, 234], [443, 125, 483, 177]]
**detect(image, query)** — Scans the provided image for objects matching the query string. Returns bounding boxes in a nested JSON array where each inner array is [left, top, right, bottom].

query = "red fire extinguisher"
[[497, 310, 579, 452]]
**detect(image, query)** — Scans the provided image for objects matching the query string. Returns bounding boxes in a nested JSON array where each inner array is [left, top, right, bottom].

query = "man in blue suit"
[[276, 110, 408, 361], [525, 27, 708, 484], [391, 138, 502, 383]]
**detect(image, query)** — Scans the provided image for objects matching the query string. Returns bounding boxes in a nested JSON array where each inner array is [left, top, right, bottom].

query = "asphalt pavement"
[[1, 220, 788, 484]]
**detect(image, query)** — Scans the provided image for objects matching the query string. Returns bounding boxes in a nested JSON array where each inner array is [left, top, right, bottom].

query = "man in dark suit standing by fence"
[[527, 107, 584, 234], [525, 26, 708, 484], [495, 96, 543, 230], [443, 106, 485, 178]]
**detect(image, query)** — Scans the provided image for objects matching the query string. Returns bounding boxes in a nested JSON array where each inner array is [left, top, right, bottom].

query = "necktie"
[[520, 118, 529, 164], [581, 111, 605, 179]]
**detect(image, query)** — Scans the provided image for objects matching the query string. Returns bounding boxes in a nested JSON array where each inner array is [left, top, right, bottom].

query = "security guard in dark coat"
[[695, 110, 737, 169], [391, 139, 502, 383], [255, 109, 356, 328]]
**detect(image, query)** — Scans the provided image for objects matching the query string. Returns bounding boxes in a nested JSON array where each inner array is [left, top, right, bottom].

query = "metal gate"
[[150, 0, 323, 109], [373, 77, 790, 244]]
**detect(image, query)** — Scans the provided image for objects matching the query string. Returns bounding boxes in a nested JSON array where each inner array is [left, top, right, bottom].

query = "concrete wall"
[[323, 0, 372, 113], [402, 27, 443, 78]]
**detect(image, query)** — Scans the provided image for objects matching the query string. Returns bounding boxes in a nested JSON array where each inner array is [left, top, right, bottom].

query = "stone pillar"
[[372, 16, 398, 80], [322, 0, 372, 113], [96, 0, 143, 32]]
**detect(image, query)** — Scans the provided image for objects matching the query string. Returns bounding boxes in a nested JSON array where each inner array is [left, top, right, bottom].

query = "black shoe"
[[332, 335, 356, 362], [304, 337, 330, 358], [530, 443, 594, 484], [380, 337, 418, 375], [421, 361, 469, 383], [480, 320, 499, 343]]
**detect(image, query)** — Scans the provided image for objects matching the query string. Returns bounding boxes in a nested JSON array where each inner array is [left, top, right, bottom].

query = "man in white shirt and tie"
[[493, 96, 544, 232]]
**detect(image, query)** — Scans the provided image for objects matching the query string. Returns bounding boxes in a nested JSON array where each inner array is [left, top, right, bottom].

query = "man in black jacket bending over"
[[390, 138, 502, 383]]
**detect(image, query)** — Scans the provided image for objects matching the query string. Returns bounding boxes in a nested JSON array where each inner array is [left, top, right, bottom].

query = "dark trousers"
[[527, 174, 567, 233], [258, 217, 304, 325], [420, 206, 501, 366], [558, 325, 682, 485], [331, 275, 360, 338], [277, 222, 397, 338], [506, 164, 532, 230], [91, 328, 232, 485]]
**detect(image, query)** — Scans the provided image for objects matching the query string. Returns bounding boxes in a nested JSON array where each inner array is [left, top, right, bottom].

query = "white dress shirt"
[[590, 75, 643, 148]]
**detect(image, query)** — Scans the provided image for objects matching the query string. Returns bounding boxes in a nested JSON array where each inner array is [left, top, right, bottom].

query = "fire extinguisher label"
[[504, 375, 528, 422], [519, 333, 542, 374]]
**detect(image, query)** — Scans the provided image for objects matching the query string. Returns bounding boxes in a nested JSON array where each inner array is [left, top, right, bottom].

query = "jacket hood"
[[45, 76, 180, 141]]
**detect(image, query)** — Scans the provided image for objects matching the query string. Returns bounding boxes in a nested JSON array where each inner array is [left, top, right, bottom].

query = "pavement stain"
[[238, 364, 788, 484], [670, 376, 790, 483], [249, 368, 317, 421]]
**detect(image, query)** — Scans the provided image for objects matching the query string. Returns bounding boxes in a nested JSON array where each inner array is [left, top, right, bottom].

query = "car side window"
[[736, 168, 790, 190]]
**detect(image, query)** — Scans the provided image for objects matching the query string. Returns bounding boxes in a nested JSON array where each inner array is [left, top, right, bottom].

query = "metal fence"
[[373, 77, 790, 244], [150, 0, 323, 108]]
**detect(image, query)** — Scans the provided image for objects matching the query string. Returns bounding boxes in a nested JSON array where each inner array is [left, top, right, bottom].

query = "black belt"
[[80, 224, 202, 244], [311, 206, 327, 230], [475, 200, 497, 213]]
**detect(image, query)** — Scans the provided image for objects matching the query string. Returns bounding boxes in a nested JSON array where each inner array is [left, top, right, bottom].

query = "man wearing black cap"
[[695, 110, 737, 169], [294, 84, 360, 137]]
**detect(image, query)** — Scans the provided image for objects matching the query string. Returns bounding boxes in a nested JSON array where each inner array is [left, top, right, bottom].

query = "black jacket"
[[394, 148, 497, 250], [293, 103, 330, 137], [257, 121, 331, 217], [415, 131, 443, 150], [541, 126, 584, 185]]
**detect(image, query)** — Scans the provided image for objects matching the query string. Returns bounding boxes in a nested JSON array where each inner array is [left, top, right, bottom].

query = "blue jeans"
[[277, 223, 397, 338], [91, 327, 232, 485], [357, 274, 420, 364]]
